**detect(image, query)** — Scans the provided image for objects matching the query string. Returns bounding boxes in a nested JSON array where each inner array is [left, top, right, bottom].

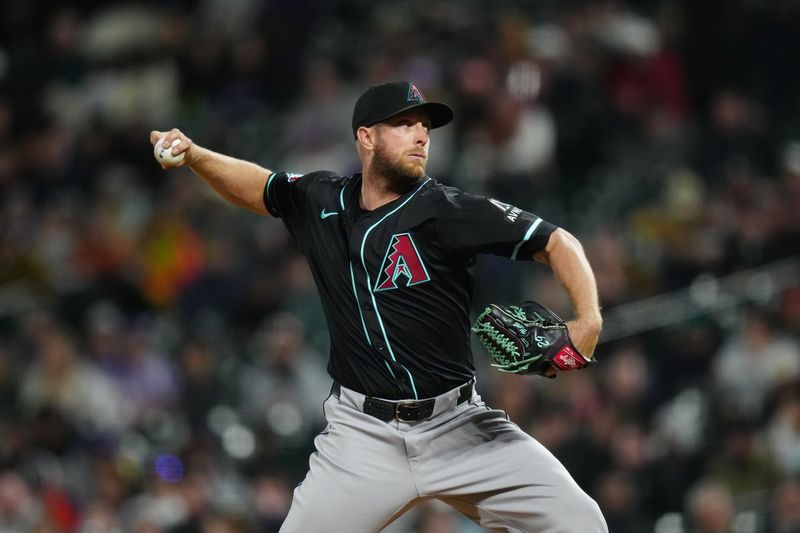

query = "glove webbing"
[[472, 319, 521, 366], [473, 308, 541, 373]]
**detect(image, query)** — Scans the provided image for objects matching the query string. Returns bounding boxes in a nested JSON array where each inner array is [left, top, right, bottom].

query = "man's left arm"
[[533, 228, 602, 358]]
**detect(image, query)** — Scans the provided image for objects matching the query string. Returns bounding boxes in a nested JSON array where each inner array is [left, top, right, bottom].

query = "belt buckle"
[[395, 400, 426, 422]]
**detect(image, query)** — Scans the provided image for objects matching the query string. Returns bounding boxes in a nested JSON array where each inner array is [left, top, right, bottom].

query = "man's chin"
[[372, 149, 427, 193], [403, 161, 427, 180], [386, 168, 425, 194]]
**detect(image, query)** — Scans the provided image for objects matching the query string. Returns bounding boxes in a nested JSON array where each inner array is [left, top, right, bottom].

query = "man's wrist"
[[185, 144, 204, 167]]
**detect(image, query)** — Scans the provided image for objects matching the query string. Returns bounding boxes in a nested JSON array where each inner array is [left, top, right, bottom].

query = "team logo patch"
[[489, 198, 522, 223], [287, 173, 304, 182], [374, 233, 431, 291], [407, 84, 425, 102]]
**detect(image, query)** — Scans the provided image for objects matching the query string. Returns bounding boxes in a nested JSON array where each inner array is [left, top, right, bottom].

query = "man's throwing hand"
[[151, 129, 193, 169]]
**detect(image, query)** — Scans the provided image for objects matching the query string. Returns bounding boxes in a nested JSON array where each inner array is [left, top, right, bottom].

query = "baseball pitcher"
[[151, 80, 607, 532]]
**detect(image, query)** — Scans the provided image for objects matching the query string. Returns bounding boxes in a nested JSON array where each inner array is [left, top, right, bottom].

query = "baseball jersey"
[[264, 171, 557, 400]]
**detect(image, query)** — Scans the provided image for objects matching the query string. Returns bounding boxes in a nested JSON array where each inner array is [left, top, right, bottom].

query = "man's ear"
[[357, 126, 375, 150]]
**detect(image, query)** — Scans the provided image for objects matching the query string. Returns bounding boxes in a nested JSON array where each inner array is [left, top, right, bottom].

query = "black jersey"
[[264, 171, 557, 400]]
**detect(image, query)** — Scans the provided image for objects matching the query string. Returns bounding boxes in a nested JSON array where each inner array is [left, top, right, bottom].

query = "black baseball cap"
[[352, 81, 454, 138]]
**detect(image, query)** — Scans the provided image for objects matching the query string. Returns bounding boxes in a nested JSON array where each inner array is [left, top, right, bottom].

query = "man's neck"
[[359, 169, 401, 211]]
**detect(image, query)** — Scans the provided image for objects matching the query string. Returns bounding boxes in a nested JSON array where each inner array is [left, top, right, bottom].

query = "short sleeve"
[[263, 171, 309, 219], [435, 190, 557, 260]]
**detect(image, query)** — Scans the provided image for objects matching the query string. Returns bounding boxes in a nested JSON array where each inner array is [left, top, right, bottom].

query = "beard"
[[372, 139, 427, 195]]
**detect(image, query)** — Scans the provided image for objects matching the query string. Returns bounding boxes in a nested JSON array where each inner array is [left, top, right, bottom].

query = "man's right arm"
[[150, 129, 271, 216]]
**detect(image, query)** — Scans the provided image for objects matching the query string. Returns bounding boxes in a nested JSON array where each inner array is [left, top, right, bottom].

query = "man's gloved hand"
[[472, 301, 595, 378]]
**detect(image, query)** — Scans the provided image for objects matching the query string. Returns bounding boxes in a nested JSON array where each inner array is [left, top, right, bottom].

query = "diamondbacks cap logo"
[[375, 233, 430, 291], [407, 84, 425, 102]]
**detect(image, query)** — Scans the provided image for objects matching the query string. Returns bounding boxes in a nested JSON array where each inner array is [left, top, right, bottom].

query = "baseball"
[[154, 137, 185, 167]]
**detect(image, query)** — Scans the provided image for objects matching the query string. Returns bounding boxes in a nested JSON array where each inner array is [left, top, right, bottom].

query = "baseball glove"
[[472, 301, 595, 377]]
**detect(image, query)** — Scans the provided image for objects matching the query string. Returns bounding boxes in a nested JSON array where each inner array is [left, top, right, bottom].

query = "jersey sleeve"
[[263, 171, 310, 219], [263, 170, 327, 244], [435, 190, 557, 260]]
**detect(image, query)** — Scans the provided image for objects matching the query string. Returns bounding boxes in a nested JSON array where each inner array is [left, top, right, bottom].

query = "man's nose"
[[414, 123, 429, 145]]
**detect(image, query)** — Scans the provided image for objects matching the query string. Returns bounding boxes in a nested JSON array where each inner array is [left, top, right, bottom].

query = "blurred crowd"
[[1, 0, 800, 531]]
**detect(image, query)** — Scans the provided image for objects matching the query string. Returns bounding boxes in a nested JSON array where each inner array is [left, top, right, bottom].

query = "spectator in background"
[[491, 373, 537, 429], [0, 472, 46, 531], [685, 480, 736, 533], [454, 90, 557, 204], [695, 90, 774, 188], [714, 306, 800, 420], [0, 1, 799, 531], [594, 470, 650, 533], [280, 253, 328, 353], [251, 474, 292, 533], [122, 472, 191, 531], [237, 312, 328, 481], [281, 60, 359, 174], [601, 343, 653, 422], [768, 477, 800, 533], [19, 314, 130, 435], [77, 500, 124, 533], [86, 301, 178, 422], [766, 389, 800, 476], [708, 420, 781, 496], [177, 339, 227, 434], [780, 287, 800, 339]]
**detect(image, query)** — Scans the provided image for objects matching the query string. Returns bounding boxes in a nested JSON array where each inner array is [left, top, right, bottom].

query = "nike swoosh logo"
[[320, 209, 339, 219]]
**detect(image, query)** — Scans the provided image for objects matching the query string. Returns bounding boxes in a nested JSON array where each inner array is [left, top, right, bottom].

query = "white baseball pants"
[[279, 382, 608, 533]]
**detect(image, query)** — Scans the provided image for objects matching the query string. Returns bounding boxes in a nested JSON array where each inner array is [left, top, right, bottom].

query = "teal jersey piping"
[[400, 366, 417, 398], [349, 263, 372, 346], [511, 217, 543, 260], [343, 178, 394, 377], [359, 177, 429, 400], [339, 179, 347, 210], [342, 178, 372, 343]]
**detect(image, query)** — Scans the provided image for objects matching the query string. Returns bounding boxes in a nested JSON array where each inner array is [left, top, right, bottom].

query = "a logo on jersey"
[[287, 173, 304, 182], [374, 233, 431, 291], [407, 84, 425, 102], [489, 198, 522, 223]]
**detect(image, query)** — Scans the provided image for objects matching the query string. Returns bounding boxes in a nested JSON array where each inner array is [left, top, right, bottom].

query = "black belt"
[[332, 381, 474, 423]]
